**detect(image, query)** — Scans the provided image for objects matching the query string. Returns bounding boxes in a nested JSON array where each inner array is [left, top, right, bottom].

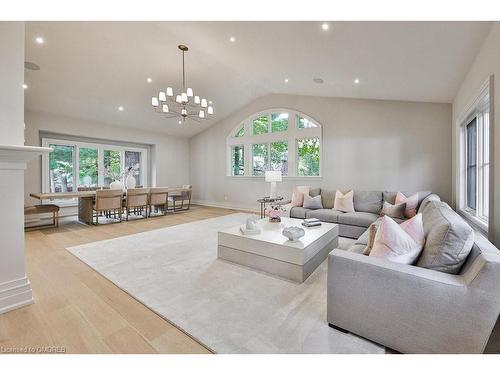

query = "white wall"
[[190, 94, 452, 211], [0, 23, 24, 145], [452, 22, 499, 245], [24, 110, 190, 206]]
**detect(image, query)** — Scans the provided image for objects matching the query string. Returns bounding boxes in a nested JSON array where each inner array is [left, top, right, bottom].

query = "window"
[[297, 138, 320, 176], [42, 137, 149, 200], [252, 143, 268, 176], [227, 109, 321, 177], [459, 81, 490, 228], [230, 145, 244, 176]]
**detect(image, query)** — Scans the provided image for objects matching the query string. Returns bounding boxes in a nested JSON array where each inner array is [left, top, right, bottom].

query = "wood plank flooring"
[[0, 205, 239, 354], [1, 204, 499, 354]]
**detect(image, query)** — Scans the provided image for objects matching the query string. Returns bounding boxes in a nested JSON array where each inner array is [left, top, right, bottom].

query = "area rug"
[[67, 213, 385, 354]]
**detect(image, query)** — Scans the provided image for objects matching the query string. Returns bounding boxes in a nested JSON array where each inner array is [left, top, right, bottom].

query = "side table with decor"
[[257, 196, 284, 219]]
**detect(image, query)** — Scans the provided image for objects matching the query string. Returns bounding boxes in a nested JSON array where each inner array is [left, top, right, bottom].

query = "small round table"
[[257, 196, 284, 218]]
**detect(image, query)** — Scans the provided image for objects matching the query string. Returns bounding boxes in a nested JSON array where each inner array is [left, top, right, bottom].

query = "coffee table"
[[217, 217, 339, 283]]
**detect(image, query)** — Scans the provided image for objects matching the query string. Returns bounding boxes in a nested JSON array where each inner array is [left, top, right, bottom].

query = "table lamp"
[[265, 170, 282, 199]]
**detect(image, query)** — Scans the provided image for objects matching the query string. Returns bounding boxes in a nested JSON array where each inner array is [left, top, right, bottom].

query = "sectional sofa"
[[290, 188, 500, 353]]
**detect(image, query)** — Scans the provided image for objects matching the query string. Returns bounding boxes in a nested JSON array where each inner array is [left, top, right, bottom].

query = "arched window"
[[227, 109, 322, 177]]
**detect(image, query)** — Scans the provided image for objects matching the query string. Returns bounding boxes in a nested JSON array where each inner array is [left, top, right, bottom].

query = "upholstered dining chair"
[[93, 189, 123, 224], [148, 187, 169, 216], [123, 188, 149, 220], [167, 185, 192, 212]]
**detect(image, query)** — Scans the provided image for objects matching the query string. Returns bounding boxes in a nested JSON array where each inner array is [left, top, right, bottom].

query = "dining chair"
[[148, 187, 169, 216], [93, 189, 123, 224], [123, 188, 150, 220], [167, 185, 192, 212]]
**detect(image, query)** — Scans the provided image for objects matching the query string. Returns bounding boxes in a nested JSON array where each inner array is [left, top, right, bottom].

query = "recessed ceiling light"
[[35, 36, 44, 44], [284, 78, 289, 83], [22, 83, 28, 89], [354, 78, 360, 84], [178, 120, 182, 124], [118, 106, 124, 111], [24, 61, 40, 71], [229, 36, 235, 42], [313, 78, 324, 84], [321, 23, 329, 31], [147, 78, 152, 83]]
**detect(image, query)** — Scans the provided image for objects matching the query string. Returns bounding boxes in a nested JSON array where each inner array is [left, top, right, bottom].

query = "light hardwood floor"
[[1, 204, 499, 354], [0, 205, 240, 354]]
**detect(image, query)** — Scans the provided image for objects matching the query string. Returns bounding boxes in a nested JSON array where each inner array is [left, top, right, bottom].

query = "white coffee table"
[[217, 217, 339, 283]]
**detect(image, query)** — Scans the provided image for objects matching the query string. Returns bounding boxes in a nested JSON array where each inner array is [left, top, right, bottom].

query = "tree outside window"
[[297, 138, 320, 176]]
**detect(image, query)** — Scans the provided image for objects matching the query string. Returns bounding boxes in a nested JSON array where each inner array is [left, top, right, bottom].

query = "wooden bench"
[[24, 204, 60, 231]]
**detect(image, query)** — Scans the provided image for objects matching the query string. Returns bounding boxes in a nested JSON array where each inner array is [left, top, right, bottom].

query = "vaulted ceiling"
[[25, 21, 492, 138]]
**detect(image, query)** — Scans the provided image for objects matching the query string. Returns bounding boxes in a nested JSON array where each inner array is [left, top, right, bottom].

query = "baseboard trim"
[[192, 199, 258, 213], [0, 276, 34, 315]]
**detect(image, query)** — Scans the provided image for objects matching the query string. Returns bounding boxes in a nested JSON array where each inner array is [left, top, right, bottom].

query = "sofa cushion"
[[383, 190, 432, 208], [303, 194, 323, 209], [417, 193, 441, 214], [306, 209, 342, 223], [291, 186, 310, 207], [395, 192, 418, 218], [337, 211, 379, 228], [416, 201, 475, 274], [309, 187, 321, 197], [347, 244, 366, 254], [320, 189, 336, 209], [289, 206, 310, 219], [353, 191, 383, 214], [381, 201, 406, 220], [334, 190, 355, 213]]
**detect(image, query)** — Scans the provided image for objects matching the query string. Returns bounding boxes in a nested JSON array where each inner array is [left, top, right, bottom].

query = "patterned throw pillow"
[[369, 214, 425, 264], [291, 186, 310, 207], [381, 201, 406, 220], [303, 194, 323, 209], [395, 192, 418, 218], [333, 190, 355, 213]]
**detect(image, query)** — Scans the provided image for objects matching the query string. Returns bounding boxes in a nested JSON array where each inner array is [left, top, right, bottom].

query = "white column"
[[0, 23, 51, 314]]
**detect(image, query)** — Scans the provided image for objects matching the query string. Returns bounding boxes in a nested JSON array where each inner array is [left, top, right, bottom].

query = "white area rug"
[[67, 213, 384, 354]]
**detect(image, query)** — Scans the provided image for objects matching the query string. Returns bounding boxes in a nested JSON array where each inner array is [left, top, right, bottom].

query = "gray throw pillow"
[[303, 194, 323, 209], [381, 201, 406, 220]]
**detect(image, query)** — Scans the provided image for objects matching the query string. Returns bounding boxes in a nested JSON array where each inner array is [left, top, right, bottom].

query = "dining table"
[[29, 187, 186, 225]]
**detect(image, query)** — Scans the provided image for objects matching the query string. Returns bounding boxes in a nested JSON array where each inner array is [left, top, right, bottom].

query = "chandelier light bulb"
[[201, 98, 208, 108], [151, 97, 159, 107], [187, 88, 193, 97], [166, 87, 174, 97], [176, 95, 182, 103], [159, 91, 167, 102], [199, 110, 205, 119], [181, 92, 188, 102], [162, 104, 169, 113], [207, 106, 214, 115], [194, 96, 200, 104], [181, 108, 187, 116]]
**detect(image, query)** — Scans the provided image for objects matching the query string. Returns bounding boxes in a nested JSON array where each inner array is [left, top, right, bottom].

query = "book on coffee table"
[[302, 221, 322, 227]]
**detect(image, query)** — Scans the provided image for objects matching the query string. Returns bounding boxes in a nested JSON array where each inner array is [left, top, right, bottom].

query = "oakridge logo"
[[0, 346, 66, 354]]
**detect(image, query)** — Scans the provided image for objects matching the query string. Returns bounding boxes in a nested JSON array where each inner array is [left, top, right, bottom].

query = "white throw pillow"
[[303, 194, 323, 209], [395, 192, 419, 218], [333, 190, 355, 213], [369, 214, 425, 264]]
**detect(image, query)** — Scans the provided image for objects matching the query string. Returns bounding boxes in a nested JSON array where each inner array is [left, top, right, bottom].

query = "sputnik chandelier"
[[151, 45, 214, 123]]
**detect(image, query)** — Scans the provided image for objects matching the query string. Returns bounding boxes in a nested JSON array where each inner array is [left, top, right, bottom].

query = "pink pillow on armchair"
[[291, 186, 310, 207]]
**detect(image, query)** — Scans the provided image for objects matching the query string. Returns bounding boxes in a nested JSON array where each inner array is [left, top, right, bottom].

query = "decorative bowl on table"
[[282, 226, 305, 242]]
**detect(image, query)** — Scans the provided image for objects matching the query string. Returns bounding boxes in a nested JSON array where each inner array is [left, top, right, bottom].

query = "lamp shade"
[[265, 170, 282, 182]]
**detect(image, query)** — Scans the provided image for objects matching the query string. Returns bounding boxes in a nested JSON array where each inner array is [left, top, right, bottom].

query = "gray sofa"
[[289, 188, 431, 238], [318, 192, 500, 353]]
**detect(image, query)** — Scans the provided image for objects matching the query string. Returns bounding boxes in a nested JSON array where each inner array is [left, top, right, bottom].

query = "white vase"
[[126, 175, 136, 189], [110, 180, 124, 190]]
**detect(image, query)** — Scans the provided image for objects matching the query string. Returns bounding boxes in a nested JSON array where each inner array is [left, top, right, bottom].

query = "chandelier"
[[151, 45, 214, 123]]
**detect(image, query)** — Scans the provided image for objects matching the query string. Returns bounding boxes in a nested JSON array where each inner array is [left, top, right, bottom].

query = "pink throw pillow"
[[395, 192, 418, 218], [369, 214, 425, 264], [291, 186, 310, 207], [333, 190, 355, 213]]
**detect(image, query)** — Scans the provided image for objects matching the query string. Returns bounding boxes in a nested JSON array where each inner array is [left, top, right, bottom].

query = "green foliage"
[[252, 116, 268, 135], [104, 150, 121, 182], [49, 144, 74, 192], [231, 145, 244, 176], [235, 127, 245, 137], [270, 141, 288, 175], [79, 148, 98, 185], [297, 138, 320, 176], [271, 113, 288, 133], [252, 143, 268, 175]]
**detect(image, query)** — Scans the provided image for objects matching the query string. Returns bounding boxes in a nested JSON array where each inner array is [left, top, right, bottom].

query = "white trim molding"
[[0, 144, 51, 315]]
